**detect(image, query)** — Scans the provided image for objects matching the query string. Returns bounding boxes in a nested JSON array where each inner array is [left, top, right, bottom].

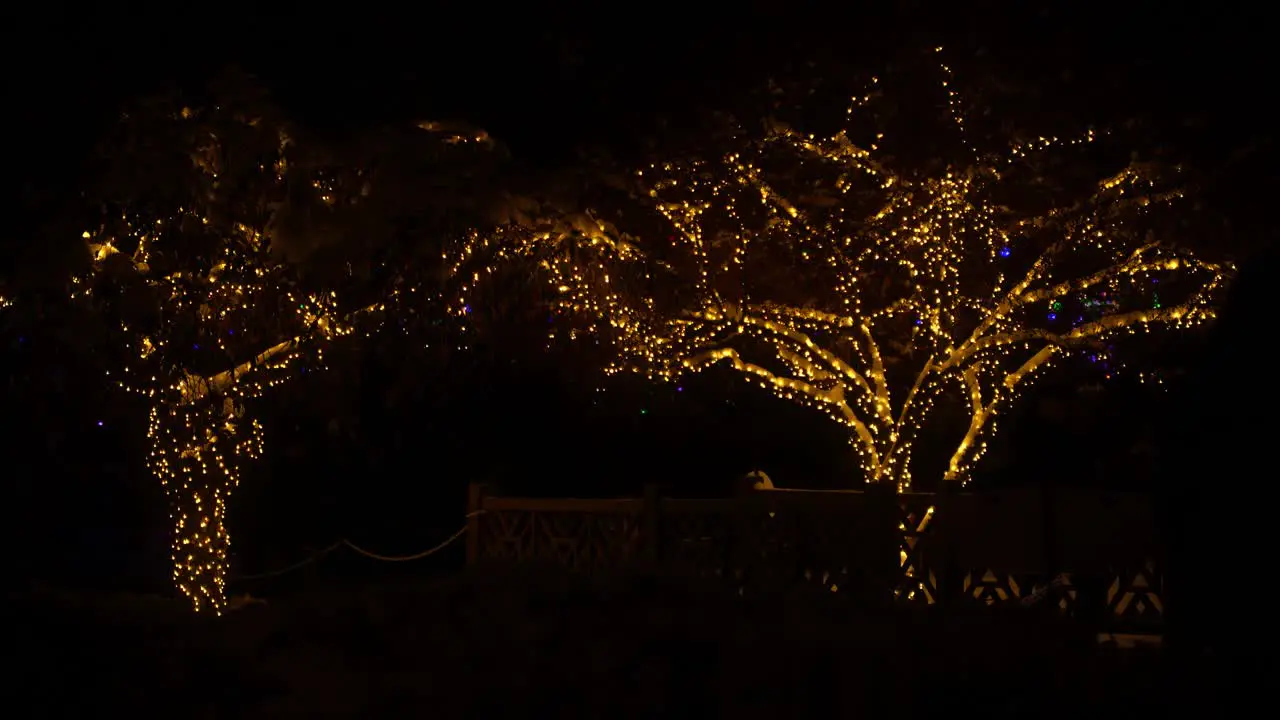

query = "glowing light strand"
[[73, 104, 493, 612], [508, 62, 1233, 492]]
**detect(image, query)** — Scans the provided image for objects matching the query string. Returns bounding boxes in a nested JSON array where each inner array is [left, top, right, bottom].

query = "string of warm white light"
[[72, 60, 1234, 611], [74, 102, 499, 612], [76, 168, 360, 611], [502, 58, 1233, 492]]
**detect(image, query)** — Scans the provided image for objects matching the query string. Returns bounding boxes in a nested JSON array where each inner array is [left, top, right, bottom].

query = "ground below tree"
[[10, 570, 1223, 717]]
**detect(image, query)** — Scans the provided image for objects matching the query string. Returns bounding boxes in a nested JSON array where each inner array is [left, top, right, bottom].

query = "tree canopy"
[[514, 59, 1233, 490], [75, 74, 536, 611], [36, 51, 1248, 611]]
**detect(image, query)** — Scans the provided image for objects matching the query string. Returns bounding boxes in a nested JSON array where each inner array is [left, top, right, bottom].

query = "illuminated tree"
[[77, 78, 509, 611], [526, 59, 1233, 491]]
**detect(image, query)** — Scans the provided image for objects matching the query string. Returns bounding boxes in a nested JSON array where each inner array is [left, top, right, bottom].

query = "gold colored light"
[[74, 104, 493, 612], [75, 67, 1235, 611], [493, 63, 1232, 492]]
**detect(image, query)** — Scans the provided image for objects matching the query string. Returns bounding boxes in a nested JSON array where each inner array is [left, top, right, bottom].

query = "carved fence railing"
[[465, 484, 1165, 635]]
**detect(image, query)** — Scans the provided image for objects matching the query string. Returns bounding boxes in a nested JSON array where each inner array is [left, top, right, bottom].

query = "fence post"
[[466, 483, 487, 566], [643, 484, 661, 569], [1041, 482, 1059, 582], [863, 481, 899, 606], [932, 481, 958, 606]]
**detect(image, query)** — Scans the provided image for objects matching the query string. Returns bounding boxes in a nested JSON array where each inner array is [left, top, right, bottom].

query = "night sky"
[[7, 3, 1273, 618]]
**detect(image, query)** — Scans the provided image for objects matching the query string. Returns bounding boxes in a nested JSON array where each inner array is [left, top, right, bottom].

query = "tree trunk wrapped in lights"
[[76, 90, 349, 611], [77, 77, 508, 612], [524, 62, 1233, 491], [146, 399, 261, 609]]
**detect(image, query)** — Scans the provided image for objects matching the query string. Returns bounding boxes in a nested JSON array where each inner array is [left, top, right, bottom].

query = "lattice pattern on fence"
[[467, 486, 1164, 631], [480, 510, 645, 570], [896, 494, 938, 604]]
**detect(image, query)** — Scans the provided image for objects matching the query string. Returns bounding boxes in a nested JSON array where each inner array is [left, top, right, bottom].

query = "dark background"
[[5, 1, 1272, 640]]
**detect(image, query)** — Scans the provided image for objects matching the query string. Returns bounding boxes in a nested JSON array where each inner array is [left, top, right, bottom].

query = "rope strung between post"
[[342, 524, 471, 562], [233, 542, 344, 581], [229, 510, 486, 582]]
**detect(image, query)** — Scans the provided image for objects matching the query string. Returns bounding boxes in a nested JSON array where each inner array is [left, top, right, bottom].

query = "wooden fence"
[[465, 484, 1165, 635]]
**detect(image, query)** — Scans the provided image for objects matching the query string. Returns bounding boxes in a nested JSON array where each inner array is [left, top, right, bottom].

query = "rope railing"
[[229, 510, 485, 583], [233, 541, 344, 581]]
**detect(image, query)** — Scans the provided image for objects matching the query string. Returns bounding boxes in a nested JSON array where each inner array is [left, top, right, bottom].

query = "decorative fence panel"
[[465, 484, 1165, 635]]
